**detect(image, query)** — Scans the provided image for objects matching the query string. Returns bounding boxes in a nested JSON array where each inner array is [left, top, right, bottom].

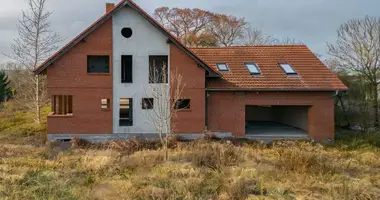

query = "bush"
[[190, 142, 241, 171]]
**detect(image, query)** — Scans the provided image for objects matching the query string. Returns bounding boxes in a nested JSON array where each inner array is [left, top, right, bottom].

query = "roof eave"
[[206, 88, 349, 92]]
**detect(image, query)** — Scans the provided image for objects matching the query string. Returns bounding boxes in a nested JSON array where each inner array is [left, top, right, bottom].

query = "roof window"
[[245, 63, 261, 75], [279, 63, 297, 75], [216, 63, 229, 71]]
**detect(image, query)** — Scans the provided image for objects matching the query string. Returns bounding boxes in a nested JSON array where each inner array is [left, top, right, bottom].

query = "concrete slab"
[[246, 121, 308, 136]]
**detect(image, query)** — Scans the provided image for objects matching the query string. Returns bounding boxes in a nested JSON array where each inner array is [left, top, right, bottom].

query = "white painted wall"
[[112, 6, 170, 134]]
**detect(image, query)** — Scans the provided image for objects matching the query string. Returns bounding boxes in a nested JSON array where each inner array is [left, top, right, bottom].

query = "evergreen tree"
[[0, 71, 11, 102]]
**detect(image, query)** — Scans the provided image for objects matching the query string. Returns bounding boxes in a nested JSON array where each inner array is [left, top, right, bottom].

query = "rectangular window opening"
[[101, 99, 110, 109], [175, 99, 191, 110], [245, 63, 261, 75], [87, 55, 110, 73], [216, 63, 229, 71], [53, 95, 73, 115], [279, 63, 298, 75], [119, 98, 133, 126], [121, 55, 133, 83], [149, 55, 168, 83], [142, 98, 154, 109]]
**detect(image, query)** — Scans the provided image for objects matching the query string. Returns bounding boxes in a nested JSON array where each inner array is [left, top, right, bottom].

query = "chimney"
[[106, 3, 115, 13]]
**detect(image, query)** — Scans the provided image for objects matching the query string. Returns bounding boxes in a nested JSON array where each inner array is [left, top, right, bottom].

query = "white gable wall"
[[112, 6, 170, 134]]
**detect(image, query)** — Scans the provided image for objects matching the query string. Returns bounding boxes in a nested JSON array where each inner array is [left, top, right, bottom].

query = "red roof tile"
[[191, 46, 347, 91]]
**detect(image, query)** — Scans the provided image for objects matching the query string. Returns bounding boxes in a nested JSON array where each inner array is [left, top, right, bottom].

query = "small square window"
[[245, 63, 261, 75], [216, 63, 229, 71], [142, 98, 154, 109], [87, 56, 110, 73], [175, 99, 190, 110], [101, 99, 110, 109], [279, 63, 297, 75]]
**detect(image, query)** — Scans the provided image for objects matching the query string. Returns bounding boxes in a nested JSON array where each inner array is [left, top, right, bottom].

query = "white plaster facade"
[[112, 6, 170, 134]]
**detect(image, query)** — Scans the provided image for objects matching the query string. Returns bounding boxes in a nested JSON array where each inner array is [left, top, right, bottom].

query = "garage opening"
[[245, 105, 309, 136]]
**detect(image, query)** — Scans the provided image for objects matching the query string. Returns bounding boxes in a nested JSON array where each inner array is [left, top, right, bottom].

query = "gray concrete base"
[[47, 132, 233, 142]]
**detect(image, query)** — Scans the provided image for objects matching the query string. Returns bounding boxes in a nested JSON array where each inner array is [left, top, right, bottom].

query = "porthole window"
[[121, 27, 133, 38]]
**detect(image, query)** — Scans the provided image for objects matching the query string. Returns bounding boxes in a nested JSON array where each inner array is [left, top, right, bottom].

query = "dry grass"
[[1, 105, 380, 199], [1, 135, 380, 200]]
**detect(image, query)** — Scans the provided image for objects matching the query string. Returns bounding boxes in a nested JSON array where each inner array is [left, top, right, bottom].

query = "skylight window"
[[279, 63, 297, 75], [245, 63, 261, 75], [216, 63, 229, 71]]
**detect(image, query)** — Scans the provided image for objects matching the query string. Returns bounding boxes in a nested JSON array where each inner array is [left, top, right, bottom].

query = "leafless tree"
[[5, 0, 63, 123], [243, 25, 277, 45], [208, 14, 247, 47], [328, 16, 380, 127], [144, 63, 186, 160]]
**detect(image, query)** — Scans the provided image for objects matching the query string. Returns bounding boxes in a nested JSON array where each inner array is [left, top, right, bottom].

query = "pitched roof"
[[191, 45, 348, 91], [33, 0, 220, 77]]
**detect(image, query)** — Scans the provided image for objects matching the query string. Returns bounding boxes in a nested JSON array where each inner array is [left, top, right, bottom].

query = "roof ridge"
[[190, 45, 307, 49]]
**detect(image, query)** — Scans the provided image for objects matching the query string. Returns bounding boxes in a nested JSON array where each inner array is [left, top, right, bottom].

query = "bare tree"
[[144, 63, 186, 160], [243, 25, 276, 45], [6, 0, 63, 123], [328, 16, 380, 127], [208, 14, 247, 47]]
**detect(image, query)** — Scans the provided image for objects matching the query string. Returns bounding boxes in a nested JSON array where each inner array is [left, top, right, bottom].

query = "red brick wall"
[[207, 91, 335, 141], [170, 44, 206, 133], [47, 18, 113, 134]]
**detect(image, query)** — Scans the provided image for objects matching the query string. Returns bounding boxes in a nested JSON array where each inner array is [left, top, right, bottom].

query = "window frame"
[[174, 99, 191, 110], [142, 98, 154, 110], [279, 63, 298, 76], [87, 55, 110, 74], [245, 62, 261, 76], [121, 55, 133, 83], [101, 99, 111, 109], [216, 63, 229, 72], [149, 55, 169, 84], [53, 95, 73, 115], [119, 98, 133, 126]]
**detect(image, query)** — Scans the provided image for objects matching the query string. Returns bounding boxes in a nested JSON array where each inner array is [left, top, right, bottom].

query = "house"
[[34, 0, 347, 142]]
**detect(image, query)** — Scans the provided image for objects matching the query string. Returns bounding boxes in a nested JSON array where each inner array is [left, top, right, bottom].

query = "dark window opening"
[[149, 55, 168, 83], [175, 99, 190, 110], [87, 56, 109, 73], [142, 98, 154, 109], [53, 95, 73, 115], [120, 98, 133, 126], [121, 55, 133, 83], [121, 27, 133, 38]]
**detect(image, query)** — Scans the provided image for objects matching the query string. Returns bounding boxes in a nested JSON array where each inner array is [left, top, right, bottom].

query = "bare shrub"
[[190, 143, 241, 170]]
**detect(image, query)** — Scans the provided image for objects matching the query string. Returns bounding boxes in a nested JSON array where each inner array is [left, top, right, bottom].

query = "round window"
[[121, 27, 133, 38]]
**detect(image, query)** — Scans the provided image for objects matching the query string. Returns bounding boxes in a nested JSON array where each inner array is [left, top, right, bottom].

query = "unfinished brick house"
[[34, 0, 347, 142]]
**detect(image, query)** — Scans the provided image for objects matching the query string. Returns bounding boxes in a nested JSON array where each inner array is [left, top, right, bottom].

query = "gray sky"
[[0, 0, 379, 64]]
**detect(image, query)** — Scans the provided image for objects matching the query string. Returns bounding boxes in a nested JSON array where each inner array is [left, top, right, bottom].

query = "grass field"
[[1, 105, 380, 200]]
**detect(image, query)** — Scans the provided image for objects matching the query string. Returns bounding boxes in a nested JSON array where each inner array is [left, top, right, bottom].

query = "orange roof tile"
[[191, 45, 348, 91]]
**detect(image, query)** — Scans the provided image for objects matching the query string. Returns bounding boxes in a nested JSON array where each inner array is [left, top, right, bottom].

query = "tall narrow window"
[[121, 55, 133, 83], [175, 99, 191, 110], [149, 55, 168, 83], [87, 56, 110, 73], [279, 63, 297, 75], [53, 95, 73, 115], [120, 98, 133, 126]]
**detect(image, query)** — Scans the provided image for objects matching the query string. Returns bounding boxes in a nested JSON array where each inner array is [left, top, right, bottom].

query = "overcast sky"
[[0, 0, 379, 64]]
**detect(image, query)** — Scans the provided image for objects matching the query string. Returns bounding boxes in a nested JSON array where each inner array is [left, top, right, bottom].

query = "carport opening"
[[245, 105, 310, 136]]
